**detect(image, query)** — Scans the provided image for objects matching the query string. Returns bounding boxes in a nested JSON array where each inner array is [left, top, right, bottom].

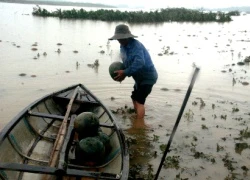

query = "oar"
[[154, 67, 200, 180]]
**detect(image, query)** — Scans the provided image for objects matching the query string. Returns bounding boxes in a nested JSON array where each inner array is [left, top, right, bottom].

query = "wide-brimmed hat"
[[109, 24, 137, 40]]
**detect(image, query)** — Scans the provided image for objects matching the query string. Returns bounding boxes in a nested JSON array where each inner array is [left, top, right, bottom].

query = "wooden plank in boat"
[[0, 163, 57, 175], [28, 111, 65, 120], [28, 111, 114, 128], [53, 95, 99, 105]]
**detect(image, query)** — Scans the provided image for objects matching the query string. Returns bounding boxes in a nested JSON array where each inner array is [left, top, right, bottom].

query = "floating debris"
[[57, 43, 62, 46], [160, 87, 169, 91], [111, 105, 135, 115], [19, 73, 26, 76], [65, 71, 70, 73], [56, 48, 61, 53], [94, 59, 99, 66], [31, 75, 37, 78], [87, 60, 99, 68], [43, 52, 47, 56], [31, 48, 38, 51], [237, 62, 245, 66], [201, 124, 208, 129], [99, 50, 105, 54], [241, 82, 249, 86], [241, 166, 249, 172], [192, 101, 198, 105], [73, 50, 78, 53]]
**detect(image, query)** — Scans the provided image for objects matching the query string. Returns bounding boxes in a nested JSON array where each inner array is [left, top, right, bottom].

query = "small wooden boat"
[[0, 84, 129, 180]]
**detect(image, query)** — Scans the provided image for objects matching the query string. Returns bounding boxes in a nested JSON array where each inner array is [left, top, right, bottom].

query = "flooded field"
[[0, 2, 250, 179]]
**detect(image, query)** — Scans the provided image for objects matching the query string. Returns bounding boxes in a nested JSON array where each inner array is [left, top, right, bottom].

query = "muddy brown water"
[[0, 2, 250, 179]]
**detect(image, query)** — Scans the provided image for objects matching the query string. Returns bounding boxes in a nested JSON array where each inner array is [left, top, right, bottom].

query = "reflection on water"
[[125, 117, 154, 179], [1, 2, 250, 179]]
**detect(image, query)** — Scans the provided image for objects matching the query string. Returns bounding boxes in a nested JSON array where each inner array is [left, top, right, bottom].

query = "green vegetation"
[[184, 109, 194, 121], [163, 156, 180, 169], [32, 6, 239, 23], [239, 127, 250, 139]]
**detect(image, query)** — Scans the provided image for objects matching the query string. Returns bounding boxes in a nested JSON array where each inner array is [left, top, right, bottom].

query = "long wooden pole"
[[154, 67, 200, 180], [49, 86, 79, 167]]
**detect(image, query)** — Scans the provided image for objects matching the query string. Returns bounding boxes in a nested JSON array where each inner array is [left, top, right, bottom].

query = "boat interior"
[[0, 86, 125, 180]]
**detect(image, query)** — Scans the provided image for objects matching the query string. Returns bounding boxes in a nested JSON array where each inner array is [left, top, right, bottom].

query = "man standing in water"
[[109, 24, 158, 121]]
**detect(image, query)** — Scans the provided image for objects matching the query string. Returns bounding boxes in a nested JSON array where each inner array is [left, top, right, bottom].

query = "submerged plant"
[[222, 153, 236, 172], [193, 136, 198, 141], [235, 143, 249, 154], [199, 98, 206, 109], [184, 109, 194, 121], [163, 156, 180, 169], [239, 127, 250, 139], [153, 134, 160, 142], [217, 143, 224, 152], [220, 115, 227, 120], [147, 164, 154, 180], [232, 107, 239, 113], [192, 101, 198, 105], [159, 144, 167, 152], [202, 124, 208, 130]]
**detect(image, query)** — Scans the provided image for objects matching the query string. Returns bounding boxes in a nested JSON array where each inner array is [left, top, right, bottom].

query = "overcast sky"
[[70, 0, 250, 9]]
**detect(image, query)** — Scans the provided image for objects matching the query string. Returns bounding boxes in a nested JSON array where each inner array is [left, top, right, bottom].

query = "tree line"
[[32, 6, 240, 23]]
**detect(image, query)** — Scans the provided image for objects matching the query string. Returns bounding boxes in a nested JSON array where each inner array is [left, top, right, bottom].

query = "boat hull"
[[0, 84, 129, 180]]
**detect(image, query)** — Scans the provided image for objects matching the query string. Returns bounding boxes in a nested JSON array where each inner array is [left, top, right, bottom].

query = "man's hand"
[[114, 70, 126, 82]]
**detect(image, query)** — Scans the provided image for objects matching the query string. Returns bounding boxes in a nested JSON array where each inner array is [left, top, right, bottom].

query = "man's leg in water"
[[134, 101, 145, 119]]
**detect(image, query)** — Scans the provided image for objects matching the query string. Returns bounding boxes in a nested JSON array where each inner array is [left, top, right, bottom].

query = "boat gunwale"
[[0, 84, 80, 144]]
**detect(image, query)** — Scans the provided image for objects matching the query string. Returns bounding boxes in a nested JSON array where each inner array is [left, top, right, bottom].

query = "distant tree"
[[32, 6, 234, 23], [227, 11, 240, 16]]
